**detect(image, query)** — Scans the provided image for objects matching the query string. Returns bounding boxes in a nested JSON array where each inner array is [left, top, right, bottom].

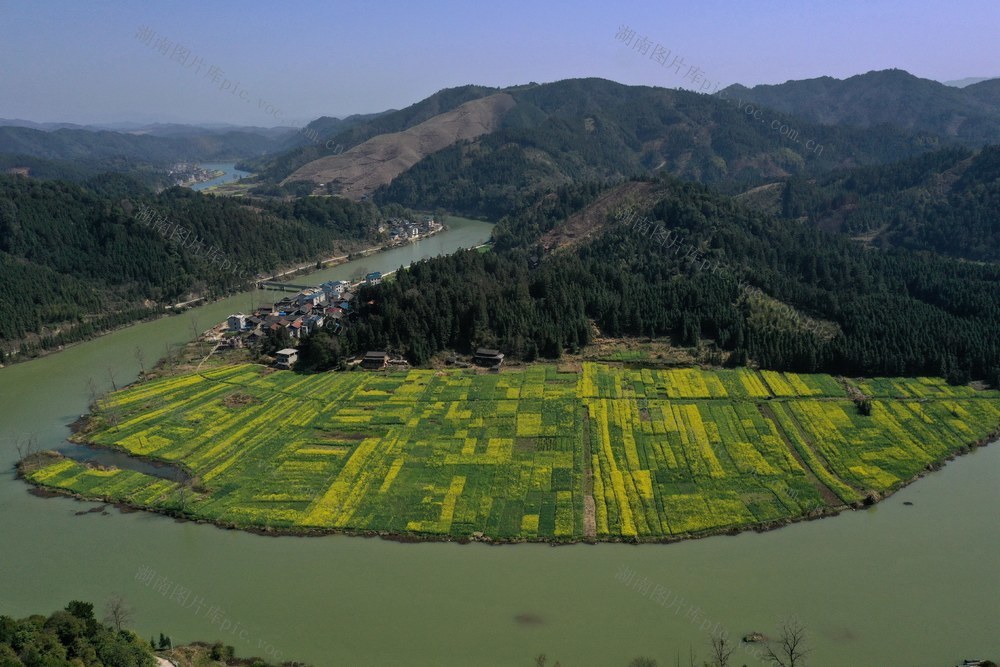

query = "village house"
[[287, 317, 305, 339], [255, 303, 275, 315], [474, 348, 504, 367], [296, 289, 326, 308], [361, 351, 389, 369], [227, 313, 247, 332], [274, 297, 295, 313], [365, 271, 383, 285], [303, 313, 325, 334], [275, 348, 298, 370], [321, 280, 350, 297], [245, 327, 265, 346]]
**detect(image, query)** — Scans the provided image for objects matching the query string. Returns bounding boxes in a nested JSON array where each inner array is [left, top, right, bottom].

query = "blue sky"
[[1, 0, 997, 126]]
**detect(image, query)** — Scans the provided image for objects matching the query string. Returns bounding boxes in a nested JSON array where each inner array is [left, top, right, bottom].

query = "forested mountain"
[[721, 70, 1000, 145], [242, 86, 497, 181], [747, 145, 1000, 261], [0, 174, 382, 356], [0, 153, 170, 188], [315, 176, 999, 387], [367, 78, 942, 219], [963, 78, 1000, 108], [0, 125, 281, 164]]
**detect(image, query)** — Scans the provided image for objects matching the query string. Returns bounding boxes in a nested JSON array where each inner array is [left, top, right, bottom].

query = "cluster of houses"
[[383, 217, 441, 246], [224, 274, 379, 347], [223, 271, 388, 351], [220, 269, 505, 373]]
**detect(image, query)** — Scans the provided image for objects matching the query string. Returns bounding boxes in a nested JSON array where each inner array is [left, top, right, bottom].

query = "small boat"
[[742, 632, 765, 643]]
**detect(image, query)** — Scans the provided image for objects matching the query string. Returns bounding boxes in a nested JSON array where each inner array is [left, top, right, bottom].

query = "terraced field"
[[22, 364, 1000, 541]]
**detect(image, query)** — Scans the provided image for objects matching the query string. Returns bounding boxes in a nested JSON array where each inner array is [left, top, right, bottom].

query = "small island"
[[20, 362, 1000, 542]]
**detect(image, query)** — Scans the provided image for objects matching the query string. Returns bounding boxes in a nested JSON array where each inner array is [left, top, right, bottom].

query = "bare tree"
[[14, 434, 39, 461], [108, 367, 118, 392], [709, 631, 734, 667], [764, 618, 811, 667], [175, 469, 191, 513], [23, 434, 37, 458], [629, 658, 657, 667], [134, 346, 146, 376], [104, 593, 133, 632], [86, 376, 100, 406]]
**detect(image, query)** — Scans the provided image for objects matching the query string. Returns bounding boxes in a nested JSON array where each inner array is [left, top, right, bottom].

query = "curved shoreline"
[[19, 429, 997, 546]]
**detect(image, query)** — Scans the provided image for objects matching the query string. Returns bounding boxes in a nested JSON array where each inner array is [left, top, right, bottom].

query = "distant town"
[[169, 162, 225, 188]]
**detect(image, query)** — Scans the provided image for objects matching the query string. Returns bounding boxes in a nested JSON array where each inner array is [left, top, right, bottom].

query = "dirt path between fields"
[[758, 403, 842, 506]]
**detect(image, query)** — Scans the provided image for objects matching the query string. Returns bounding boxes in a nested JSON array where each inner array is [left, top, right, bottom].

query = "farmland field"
[[22, 363, 1000, 541]]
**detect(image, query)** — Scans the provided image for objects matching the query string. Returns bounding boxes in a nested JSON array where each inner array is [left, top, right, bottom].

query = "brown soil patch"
[[285, 93, 517, 198], [515, 437, 537, 453], [540, 181, 659, 252], [318, 431, 367, 441], [222, 391, 257, 408]]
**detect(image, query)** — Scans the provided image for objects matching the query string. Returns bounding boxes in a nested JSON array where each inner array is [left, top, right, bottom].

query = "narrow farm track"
[[782, 404, 867, 498], [758, 403, 842, 507]]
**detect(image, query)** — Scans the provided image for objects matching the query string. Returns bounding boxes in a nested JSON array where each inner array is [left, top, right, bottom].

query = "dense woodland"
[[298, 177, 1000, 386], [0, 174, 381, 355], [0, 601, 296, 667], [0, 154, 169, 189], [0, 602, 153, 667], [776, 145, 1000, 261]]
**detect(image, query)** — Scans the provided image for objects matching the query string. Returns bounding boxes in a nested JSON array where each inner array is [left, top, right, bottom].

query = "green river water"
[[0, 217, 997, 666]]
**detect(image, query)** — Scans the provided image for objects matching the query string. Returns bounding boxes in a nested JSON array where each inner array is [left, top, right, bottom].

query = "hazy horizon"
[[2, 0, 999, 126]]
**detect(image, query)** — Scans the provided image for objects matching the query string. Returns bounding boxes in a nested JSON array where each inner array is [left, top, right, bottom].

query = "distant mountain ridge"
[[258, 76, 946, 216], [943, 76, 998, 88], [0, 125, 282, 164], [720, 69, 1000, 145]]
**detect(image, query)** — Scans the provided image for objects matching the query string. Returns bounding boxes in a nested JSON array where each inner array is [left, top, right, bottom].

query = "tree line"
[[0, 174, 383, 356], [296, 176, 1000, 386]]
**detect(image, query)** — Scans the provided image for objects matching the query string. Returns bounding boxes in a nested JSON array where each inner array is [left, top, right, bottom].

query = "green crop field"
[[23, 363, 1000, 541]]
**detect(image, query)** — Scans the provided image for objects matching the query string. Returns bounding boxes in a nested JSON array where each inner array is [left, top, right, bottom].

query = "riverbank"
[[255, 222, 448, 285], [21, 362, 1000, 545], [0, 219, 467, 369]]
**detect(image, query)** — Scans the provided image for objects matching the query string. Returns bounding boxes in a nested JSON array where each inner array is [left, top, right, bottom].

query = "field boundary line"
[[758, 403, 842, 506]]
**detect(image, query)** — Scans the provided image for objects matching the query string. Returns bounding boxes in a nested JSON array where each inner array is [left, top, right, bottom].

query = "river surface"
[[190, 162, 251, 191], [0, 217, 997, 666]]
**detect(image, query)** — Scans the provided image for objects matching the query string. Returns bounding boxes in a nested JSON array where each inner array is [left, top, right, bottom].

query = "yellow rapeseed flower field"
[[24, 363, 1000, 541]]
